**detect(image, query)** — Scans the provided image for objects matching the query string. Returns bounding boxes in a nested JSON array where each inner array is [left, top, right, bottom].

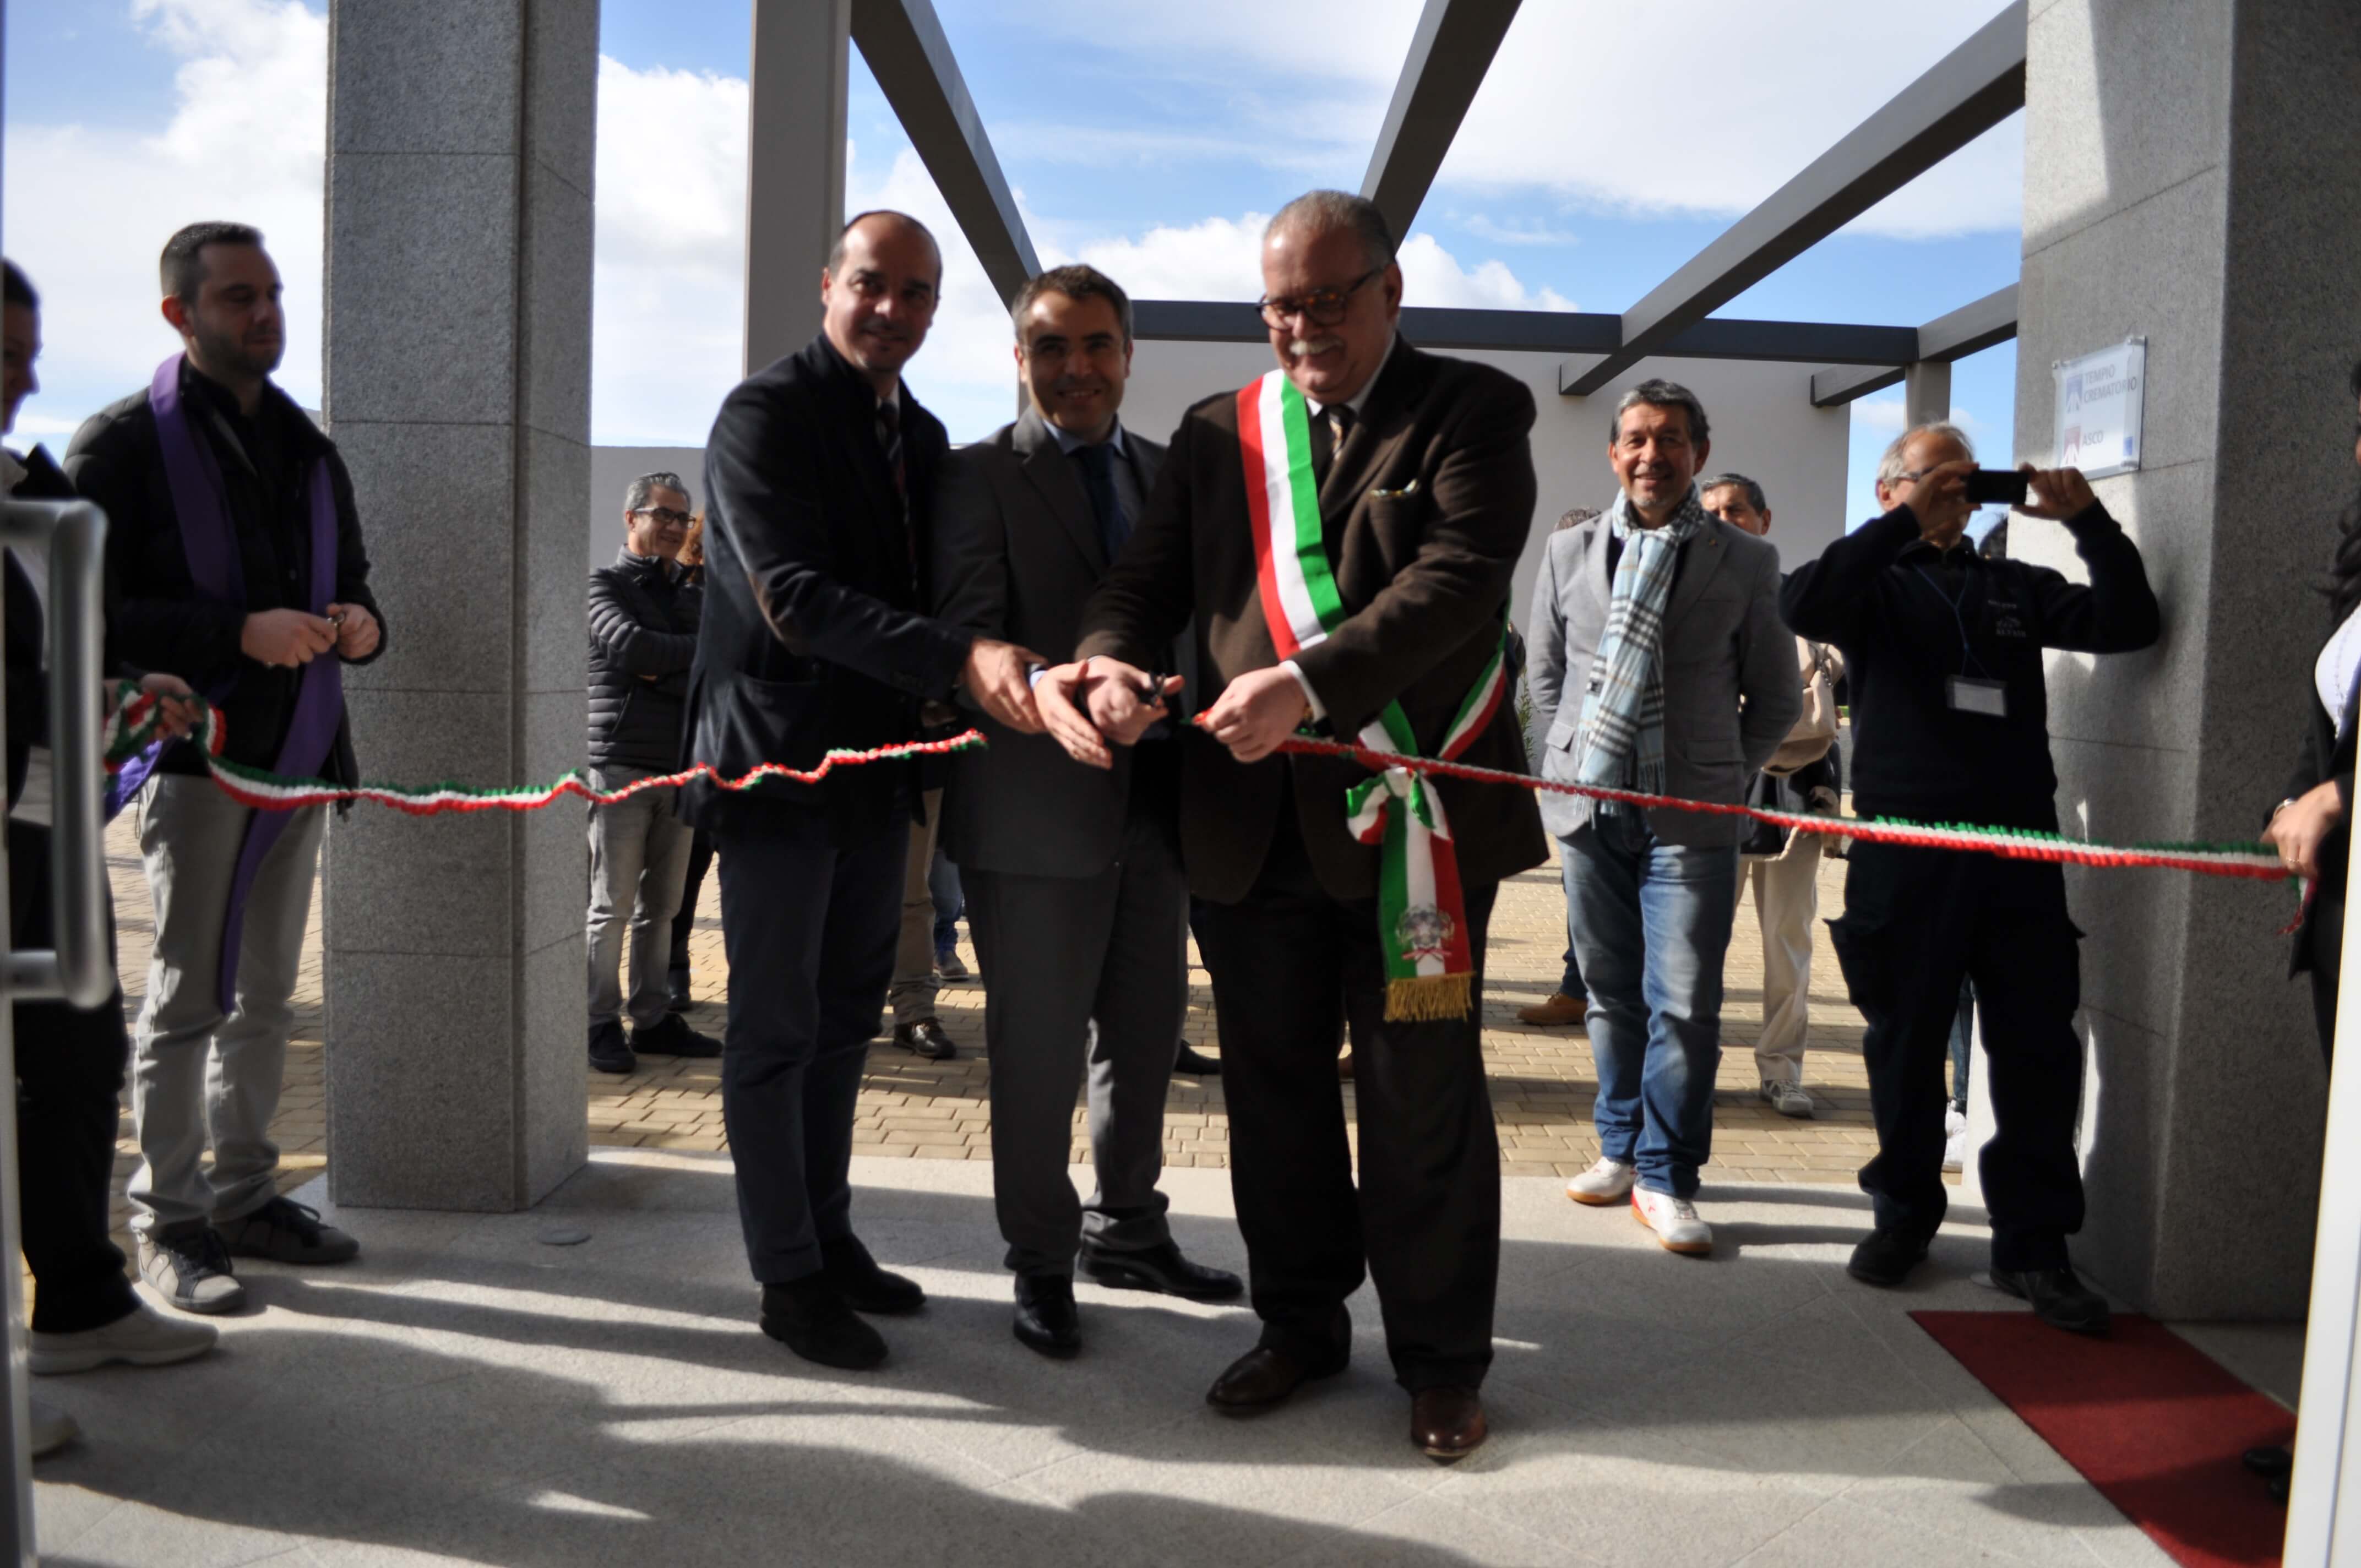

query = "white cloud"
[[3, 0, 328, 430], [982, 0, 2025, 241], [1852, 396, 1982, 433], [1454, 214, 1583, 248]]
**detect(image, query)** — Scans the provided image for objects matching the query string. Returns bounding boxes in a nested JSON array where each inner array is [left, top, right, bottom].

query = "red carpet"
[[1911, 1311, 2292, 1568]]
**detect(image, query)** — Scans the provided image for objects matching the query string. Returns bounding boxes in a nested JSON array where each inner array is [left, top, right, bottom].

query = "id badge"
[[1946, 676, 2008, 718]]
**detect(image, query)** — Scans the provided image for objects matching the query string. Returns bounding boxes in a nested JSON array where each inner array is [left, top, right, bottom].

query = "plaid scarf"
[[1575, 488, 1708, 812]]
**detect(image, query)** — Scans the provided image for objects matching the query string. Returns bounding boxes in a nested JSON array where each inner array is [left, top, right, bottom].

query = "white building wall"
[[1118, 340, 1852, 630], [588, 345, 1854, 622]]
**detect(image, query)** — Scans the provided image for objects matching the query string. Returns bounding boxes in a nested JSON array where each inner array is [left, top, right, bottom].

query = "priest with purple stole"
[[1036, 192, 1543, 1462], [66, 222, 383, 1316]]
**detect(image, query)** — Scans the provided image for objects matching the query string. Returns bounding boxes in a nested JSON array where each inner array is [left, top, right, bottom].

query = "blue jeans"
[[1567, 811, 1740, 1199], [1555, 846, 1588, 1000]]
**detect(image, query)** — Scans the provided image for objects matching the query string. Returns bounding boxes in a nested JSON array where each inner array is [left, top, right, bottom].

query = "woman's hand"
[[2266, 778, 2347, 881]]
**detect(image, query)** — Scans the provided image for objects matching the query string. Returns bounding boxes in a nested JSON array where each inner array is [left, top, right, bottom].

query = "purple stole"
[[148, 354, 344, 1014]]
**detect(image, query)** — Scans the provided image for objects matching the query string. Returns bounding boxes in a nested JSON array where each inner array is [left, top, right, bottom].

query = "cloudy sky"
[[6, 0, 2025, 524]]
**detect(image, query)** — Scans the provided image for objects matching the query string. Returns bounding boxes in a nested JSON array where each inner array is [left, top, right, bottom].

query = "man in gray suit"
[[1526, 380, 1798, 1257], [933, 264, 1242, 1357]]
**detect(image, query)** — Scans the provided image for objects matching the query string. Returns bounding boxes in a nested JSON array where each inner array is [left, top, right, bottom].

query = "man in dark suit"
[[932, 264, 1242, 1359], [1037, 192, 1544, 1461], [687, 210, 1046, 1370]]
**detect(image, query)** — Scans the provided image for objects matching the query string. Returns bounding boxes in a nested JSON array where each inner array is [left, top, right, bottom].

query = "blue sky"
[[6, 0, 2024, 527]]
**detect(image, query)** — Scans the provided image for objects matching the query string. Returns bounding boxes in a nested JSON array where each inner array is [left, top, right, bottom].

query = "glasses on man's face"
[[1258, 264, 1385, 330], [633, 507, 692, 529]]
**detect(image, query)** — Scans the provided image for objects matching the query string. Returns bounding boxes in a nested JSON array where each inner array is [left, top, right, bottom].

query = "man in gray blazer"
[[932, 264, 1242, 1357], [1525, 380, 1798, 1256]]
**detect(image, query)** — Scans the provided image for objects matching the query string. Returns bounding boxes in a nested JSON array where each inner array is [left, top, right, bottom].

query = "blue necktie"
[[1071, 441, 1125, 565]]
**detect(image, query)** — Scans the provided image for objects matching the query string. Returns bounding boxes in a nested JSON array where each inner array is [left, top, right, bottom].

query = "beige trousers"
[[1747, 831, 1823, 1082]]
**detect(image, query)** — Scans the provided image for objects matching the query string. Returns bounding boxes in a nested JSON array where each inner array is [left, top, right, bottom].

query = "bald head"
[[821, 210, 942, 394], [1260, 190, 1402, 406]]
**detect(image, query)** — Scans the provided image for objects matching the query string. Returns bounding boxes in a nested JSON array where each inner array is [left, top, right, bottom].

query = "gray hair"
[[1011, 263, 1134, 345], [1554, 506, 1601, 531], [623, 471, 688, 514], [1699, 472, 1766, 514], [1266, 190, 1396, 271], [1612, 379, 1710, 445], [1875, 422, 1975, 488]]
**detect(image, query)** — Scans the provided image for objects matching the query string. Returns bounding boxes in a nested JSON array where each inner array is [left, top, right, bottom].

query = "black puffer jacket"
[[589, 549, 700, 773]]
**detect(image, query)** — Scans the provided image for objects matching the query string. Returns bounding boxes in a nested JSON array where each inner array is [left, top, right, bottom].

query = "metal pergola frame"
[[834, 0, 2026, 399]]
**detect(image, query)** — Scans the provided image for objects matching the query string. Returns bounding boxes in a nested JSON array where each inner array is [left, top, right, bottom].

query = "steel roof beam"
[[1562, 1, 2027, 396], [1359, 0, 1525, 243], [851, 0, 1040, 303]]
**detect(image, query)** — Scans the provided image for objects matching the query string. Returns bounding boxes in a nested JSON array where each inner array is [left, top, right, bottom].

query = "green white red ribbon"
[[1241, 368, 1504, 1021], [1269, 731, 2290, 884], [103, 683, 982, 815]]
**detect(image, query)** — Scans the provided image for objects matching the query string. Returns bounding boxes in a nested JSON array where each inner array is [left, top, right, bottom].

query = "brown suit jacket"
[[1075, 338, 1548, 904]]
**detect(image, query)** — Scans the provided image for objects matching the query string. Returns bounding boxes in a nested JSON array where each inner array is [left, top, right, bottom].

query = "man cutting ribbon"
[[67, 222, 383, 1315], [1036, 190, 1543, 1464]]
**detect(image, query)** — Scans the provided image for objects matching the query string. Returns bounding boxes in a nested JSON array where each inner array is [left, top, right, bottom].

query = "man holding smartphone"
[[1780, 421, 2159, 1335]]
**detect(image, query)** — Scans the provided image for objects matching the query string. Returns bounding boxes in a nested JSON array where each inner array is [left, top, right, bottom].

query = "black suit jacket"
[[683, 334, 972, 843], [932, 410, 1172, 879], [1074, 338, 1547, 904]]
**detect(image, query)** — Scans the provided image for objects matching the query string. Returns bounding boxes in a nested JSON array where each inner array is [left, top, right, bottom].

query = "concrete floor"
[[29, 1151, 2213, 1568]]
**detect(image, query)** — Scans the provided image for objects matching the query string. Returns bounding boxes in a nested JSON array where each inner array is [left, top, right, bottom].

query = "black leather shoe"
[[759, 1276, 887, 1370], [631, 1013, 721, 1058], [1990, 1264, 2110, 1336], [1846, 1227, 1931, 1288], [894, 1019, 956, 1061], [2244, 1443, 2294, 1478], [1080, 1240, 1243, 1301], [1411, 1386, 1487, 1462], [1206, 1343, 1349, 1413], [820, 1234, 926, 1315], [588, 1019, 635, 1075], [1013, 1274, 1081, 1358], [666, 968, 693, 1014], [1173, 1043, 1221, 1076]]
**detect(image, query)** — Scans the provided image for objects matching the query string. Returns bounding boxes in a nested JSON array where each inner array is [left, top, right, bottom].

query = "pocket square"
[[1368, 478, 1422, 500]]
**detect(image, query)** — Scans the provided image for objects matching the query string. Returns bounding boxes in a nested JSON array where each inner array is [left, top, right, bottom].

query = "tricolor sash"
[[1236, 369, 1506, 1022], [151, 354, 344, 1014]]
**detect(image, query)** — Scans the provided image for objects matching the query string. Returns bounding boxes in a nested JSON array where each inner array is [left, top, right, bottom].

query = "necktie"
[[1310, 404, 1353, 483], [876, 398, 905, 499], [1071, 440, 1125, 565]]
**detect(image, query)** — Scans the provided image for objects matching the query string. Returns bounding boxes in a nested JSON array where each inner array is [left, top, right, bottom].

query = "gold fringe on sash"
[[1384, 972, 1473, 1023]]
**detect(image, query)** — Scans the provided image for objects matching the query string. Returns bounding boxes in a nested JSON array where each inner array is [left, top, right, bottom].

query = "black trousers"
[[2307, 889, 2342, 1066], [1193, 810, 1500, 1392], [964, 803, 1186, 1278], [10, 820, 138, 1333], [1828, 840, 2085, 1270], [714, 812, 905, 1284], [668, 828, 716, 979]]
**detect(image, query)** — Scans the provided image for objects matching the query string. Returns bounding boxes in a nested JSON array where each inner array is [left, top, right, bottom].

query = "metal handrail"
[[0, 498, 110, 1006]]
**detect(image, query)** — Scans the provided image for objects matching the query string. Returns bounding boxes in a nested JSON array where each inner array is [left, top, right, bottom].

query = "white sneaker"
[[1631, 1188, 1713, 1255], [30, 1301, 219, 1375], [1760, 1077, 1814, 1118], [28, 1398, 78, 1458], [1942, 1106, 1968, 1173], [1565, 1157, 1636, 1207]]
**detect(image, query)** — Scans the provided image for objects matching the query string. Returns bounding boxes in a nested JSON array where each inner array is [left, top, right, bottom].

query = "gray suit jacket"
[[1524, 511, 1800, 848], [931, 409, 1173, 878]]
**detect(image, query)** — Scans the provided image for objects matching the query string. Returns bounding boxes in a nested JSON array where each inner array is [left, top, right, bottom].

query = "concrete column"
[[318, 0, 597, 1210], [743, 0, 849, 374], [1903, 359, 1951, 432], [2013, 0, 2361, 1316]]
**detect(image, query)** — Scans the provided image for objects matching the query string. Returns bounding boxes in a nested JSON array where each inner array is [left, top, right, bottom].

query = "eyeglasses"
[[631, 507, 693, 528], [1258, 265, 1386, 329]]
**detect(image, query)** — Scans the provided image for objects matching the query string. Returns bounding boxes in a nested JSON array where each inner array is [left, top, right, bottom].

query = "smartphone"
[[1963, 469, 2031, 507]]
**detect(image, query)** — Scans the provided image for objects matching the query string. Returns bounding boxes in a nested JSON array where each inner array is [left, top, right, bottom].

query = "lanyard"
[[1910, 561, 1992, 680]]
